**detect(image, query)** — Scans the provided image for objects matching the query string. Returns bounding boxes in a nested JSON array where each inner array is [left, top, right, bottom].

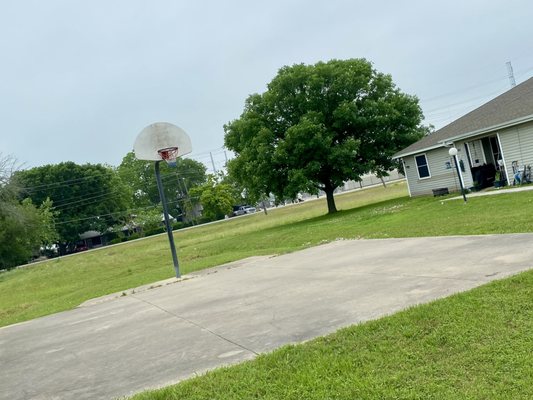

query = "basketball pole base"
[[155, 161, 181, 278]]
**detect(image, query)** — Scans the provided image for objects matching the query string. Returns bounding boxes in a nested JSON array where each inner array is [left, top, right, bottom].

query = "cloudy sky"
[[2, 0, 533, 172]]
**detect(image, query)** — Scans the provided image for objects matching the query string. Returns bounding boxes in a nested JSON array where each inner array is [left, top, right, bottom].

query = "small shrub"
[[144, 227, 166, 237], [128, 232, 142, 241], [172, 221, 185, 230]]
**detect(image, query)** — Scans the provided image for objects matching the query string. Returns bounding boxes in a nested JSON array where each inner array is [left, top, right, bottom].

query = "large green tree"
[[189, 176, 237, 221], [14, 162, 132, 247], [0, 199, 57, 269], [224, 59, 425, 213], [117, 152, 207, 218], [0, 154, 57, 269]]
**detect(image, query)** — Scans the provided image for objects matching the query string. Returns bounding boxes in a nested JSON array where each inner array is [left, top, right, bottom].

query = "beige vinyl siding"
[[498, 121, 533, 182], [404, 146, 472, 197]]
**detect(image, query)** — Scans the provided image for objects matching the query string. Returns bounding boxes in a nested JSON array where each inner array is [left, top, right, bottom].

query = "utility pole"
[[180, 177, 196, 226], [506, 61, 516, 88], [210, 152, 217, 174]]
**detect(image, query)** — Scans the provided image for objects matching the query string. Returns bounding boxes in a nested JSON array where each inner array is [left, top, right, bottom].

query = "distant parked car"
[[232, 205, 248, 217], [232, 205, 256, 216]]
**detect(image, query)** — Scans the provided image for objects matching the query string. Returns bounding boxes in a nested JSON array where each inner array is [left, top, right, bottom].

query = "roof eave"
[[392, 143, 447, 160], [393, 113, 533, 160], [438, 113, 533, 145]]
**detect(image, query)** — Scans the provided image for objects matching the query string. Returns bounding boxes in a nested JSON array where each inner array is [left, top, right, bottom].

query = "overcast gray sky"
[[2, 0, 533, 171]]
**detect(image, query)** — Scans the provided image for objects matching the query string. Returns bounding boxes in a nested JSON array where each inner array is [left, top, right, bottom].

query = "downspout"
[[462, 142, 473, 188], [401, 159, 412, 197], [496, 133, 509, 184]]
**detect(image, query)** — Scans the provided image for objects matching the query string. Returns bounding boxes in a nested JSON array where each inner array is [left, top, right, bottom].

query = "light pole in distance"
[[449, 147, 467, 203]]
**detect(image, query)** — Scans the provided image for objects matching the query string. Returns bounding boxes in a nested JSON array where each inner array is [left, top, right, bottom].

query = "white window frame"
[[414, 153, 431, 179]]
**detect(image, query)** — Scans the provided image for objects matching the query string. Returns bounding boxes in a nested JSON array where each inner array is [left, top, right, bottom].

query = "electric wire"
[[18, 146, 226, 193], [49, 176, 199, 214], [52, 195, 201, 226], [19, 167, 211, 199]]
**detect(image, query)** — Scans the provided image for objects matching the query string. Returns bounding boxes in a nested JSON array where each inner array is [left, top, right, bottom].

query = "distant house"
[[393, 77, 533, 196], [78, 230, 106, 250]]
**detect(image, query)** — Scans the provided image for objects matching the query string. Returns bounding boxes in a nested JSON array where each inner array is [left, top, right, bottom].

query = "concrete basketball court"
[[1, 233, 532, 400]]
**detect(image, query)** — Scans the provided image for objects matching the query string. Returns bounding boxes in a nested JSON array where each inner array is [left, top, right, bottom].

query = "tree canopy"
[[224, 58, 425, 213], [0, 154, 57, 269], [13, 162, 131, 247], [189, 175, 238, 221], [117, 152, 207, 219]]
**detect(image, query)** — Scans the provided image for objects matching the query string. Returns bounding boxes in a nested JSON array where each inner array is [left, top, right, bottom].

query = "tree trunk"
[[380, 176, 387, 187], [324, 183, 337, 214]]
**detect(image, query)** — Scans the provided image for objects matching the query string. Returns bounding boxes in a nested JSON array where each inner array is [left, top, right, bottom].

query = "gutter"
[[392, 143, 445, 160], [393, 113, 533, 159], [437, 114, 533, 144]]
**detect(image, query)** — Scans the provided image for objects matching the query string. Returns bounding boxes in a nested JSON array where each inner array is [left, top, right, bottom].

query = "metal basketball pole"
[[154, 161, 180, 278]]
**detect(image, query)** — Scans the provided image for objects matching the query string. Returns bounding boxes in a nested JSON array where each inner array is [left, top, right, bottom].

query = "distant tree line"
[[0, 151, 245, 270]]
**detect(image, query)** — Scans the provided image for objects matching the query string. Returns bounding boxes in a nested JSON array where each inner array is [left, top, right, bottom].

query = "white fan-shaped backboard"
[[133, 122, 192, 161]]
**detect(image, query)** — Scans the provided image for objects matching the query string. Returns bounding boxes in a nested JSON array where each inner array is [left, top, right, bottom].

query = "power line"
[[421, 79, 515, 128], [52, 188, 127, 210], [49, 173, 202, 213], [52, 195, 201, 226], [53, 202, 170, 226], [21, 174, 104, 193], [418, 71, 514, 104], [423, 87, 507, 117], [19, 166, 208, 197], [185, 147, 225, 158], [10, 168, 210, 217], [17, 146, 225, 193]]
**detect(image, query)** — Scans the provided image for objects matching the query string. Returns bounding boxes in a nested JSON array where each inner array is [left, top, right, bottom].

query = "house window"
[[414, 154, 431, 179]]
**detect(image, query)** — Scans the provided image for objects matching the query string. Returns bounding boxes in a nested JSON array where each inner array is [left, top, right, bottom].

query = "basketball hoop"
[[158, 147, 179, 167], [133, 122, 192, 278]]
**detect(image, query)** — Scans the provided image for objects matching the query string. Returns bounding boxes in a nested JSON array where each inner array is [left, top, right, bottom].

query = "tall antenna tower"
[[506, 61, 516, 88]]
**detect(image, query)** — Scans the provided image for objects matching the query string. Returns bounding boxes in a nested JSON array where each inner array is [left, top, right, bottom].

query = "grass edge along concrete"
[[2, 182, 533, 328], [129, 269, 533, 399]]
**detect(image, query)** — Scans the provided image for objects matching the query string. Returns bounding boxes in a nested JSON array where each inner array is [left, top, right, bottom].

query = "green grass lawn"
[[1, 181, 533, 327], [130, 269, 533, 400]]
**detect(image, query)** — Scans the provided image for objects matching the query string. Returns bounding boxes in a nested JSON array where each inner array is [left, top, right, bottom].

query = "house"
[[393, 77, 533, 196], [78, 230, 106, 250]]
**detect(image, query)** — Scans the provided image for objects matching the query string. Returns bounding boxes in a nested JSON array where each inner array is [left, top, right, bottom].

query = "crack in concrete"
[[129, 295, 259, 356], [368, 271, 486, 282]]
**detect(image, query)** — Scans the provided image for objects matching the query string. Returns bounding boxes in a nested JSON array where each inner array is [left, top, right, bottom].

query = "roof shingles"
[[394, 76, 533, 158]]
